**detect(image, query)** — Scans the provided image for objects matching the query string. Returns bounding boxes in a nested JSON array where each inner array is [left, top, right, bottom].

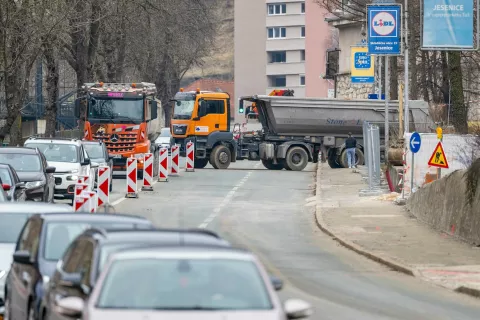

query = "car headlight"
[[67, 175, 78, 181], [69, 169, 79, 174], [25, 181, 45, 189]]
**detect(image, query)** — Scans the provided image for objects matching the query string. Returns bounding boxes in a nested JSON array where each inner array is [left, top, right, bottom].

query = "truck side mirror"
[[74, 99, 81, 118], [151, 100, 158, 119]]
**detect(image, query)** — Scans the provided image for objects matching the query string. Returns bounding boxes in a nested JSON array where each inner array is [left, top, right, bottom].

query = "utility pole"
[[404, 0, 409, 134]]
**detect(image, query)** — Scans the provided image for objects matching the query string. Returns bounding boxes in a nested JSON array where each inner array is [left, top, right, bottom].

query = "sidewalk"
[[315, 163, 480, 298]]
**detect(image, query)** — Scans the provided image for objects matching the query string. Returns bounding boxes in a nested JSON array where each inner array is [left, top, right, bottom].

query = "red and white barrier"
[[171, 145, 179, 176], [84, 191, 97, 213], [74, 195, 89, 212], [74, 183, 89, 208], [142, 153, 154, 191], [126, 157, 138, 198], [77, 175, 89, 185], [158, 148, 169, 182], [97, 166, 110, 207], [186, 141, 195, 172]]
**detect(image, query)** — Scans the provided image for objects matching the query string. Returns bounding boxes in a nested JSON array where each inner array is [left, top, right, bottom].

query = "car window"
[[25, 143, 79, 163], [96, 258, 273, 310], [0, 213, 31, 243], [17, 218, 42, 259], [0, 168, 12, 185], [0, 153, 42, 172], [84, 144, 104, 159], [80, 240, 95, 288]]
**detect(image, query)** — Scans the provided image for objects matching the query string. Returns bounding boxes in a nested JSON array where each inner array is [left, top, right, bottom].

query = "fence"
[[360, 121, 384, 196]]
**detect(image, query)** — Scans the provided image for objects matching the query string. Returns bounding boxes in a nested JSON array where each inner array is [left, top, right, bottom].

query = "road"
[[68, 159, 480, 319]]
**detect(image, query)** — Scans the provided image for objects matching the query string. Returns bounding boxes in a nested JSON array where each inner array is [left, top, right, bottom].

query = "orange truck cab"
[[170, 88, 236, 169], [75, 82, 162, 178]]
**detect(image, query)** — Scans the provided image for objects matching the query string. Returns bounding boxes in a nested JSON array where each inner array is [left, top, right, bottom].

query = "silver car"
[[155, 128, 174, 154], [53, 246, 312, 320]]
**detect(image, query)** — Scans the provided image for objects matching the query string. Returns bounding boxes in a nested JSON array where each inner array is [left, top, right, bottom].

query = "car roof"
[[0, 147, 39, 154], [0, 163, 15, 170], [34, 212, 153, 224], [82, 140, 104, 145], [24, 137, 83, 146], [0, 202, 73, 213]]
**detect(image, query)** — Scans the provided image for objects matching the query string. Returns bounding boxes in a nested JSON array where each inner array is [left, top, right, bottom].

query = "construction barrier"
[[74, 195, 89, 212], [74, 183, 89, 207], [186, 141, 194, 172], [97, 166, 110, 207], [171, 145, 179, 176], [126, 157, 138, 198], [84, 191, 97, 213], [142, 153, 154, 191], [158, 147, 169, 182]]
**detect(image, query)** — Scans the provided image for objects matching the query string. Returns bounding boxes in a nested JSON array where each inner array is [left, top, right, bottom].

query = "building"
[[183, 79, 235, 119], [234, 0, 333, 122]]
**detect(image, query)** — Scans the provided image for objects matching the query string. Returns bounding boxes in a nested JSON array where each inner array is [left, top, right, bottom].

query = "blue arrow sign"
[[410, 132, 421, 153]]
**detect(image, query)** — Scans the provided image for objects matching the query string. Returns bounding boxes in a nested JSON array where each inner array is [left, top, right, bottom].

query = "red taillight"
[[2, 184, 11, 191]]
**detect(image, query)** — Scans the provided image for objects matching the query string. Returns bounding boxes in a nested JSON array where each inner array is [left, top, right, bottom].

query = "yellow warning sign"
[[428, 142, 449, 169]]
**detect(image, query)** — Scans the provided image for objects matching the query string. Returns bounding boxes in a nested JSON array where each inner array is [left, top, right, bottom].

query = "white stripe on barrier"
[[73, 183, 89, 208], [97, 166, 110, 207], [126, 157, 138, 198], [171, 145, 179, 176], [142, 153, 154, 191], [158, 148, 169, 182], [186, 141, 194, 172]]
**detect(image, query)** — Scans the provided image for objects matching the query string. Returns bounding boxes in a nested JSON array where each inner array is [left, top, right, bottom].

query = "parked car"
[[3, 213, 154, 320], [24, 138, 97, 203], [154, 127, 174, 154], [0, 163, 26, 201], [42, 228, 231, 320], [82, 140, 113, 192], [0, 147, 55, 202], [54, 246, 313, 320], [0, 203, 72, 318]]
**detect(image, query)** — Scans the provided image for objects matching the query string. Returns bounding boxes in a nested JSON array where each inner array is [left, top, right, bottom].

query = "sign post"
[[409, 132, 421, 193]]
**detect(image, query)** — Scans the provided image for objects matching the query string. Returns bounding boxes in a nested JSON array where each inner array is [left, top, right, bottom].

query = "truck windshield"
[[88, 98, 144, 123], [173, 100, 195, 120]]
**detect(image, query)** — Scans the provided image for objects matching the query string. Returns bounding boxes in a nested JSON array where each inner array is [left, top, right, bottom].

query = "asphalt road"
[[70, 158, 480, 319]]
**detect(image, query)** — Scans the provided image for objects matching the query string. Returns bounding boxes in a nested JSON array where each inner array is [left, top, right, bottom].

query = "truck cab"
[[171, 88, 236, 169]]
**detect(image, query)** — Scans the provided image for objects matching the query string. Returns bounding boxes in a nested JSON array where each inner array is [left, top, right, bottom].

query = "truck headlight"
[[25, 181, 45, 189]]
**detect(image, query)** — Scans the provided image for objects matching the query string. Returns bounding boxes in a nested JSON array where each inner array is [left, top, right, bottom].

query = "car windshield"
[[88, 98, 144, 123], [84, 144, 104, 159], [0, 153, 42, 172], [0, 168, 12, 185], [96, 257, 273, 310], [25, 143, 78, 163], [44, 222, 152, 260], [0, 213, 30, 243]]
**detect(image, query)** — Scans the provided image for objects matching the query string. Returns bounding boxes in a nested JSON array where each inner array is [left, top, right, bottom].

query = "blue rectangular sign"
[[422, 0, 474, 49], [367, 5, 402, 55]]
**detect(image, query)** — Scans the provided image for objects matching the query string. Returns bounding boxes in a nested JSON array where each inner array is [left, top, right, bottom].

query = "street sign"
[[409, 132, 421, 153], [428, 142, 449, 169], [367, 4, 402, 55], [351, 46, 375, 83]]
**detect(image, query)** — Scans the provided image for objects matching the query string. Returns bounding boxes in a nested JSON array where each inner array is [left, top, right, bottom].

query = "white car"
[[24, 138, 98, 203], [155, 128, 174, 154]]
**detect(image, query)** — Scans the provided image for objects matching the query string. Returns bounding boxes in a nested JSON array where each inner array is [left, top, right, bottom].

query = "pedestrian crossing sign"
[[427, 142, 449, 169]]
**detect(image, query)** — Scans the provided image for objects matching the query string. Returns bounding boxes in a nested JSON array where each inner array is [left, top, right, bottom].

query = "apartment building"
[[234, 0, 332, 122]]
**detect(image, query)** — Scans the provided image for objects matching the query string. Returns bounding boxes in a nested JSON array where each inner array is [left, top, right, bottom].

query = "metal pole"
[[367, 124, 373, 189], [404, 0, 409, 134], [378, 57, 382, 99], [385, 56, 390, 160], [410, 151, 414, 193]]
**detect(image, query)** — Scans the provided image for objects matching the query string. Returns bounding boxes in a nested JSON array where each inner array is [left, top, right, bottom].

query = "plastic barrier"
[[171, 145, 179, 176], [142, 153, 154, 191], [74, 195, 89, 212], [97, 166, 110, 207], [158, 147, 169, 182], [126, 157, 138, 198], [186, 141, 195, 172], [73, 183, 89, 207], [84, 191, 97, 213]]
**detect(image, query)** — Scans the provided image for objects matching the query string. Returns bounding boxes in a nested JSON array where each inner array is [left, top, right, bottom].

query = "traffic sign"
[[367, 4, 402, 55], [428, 142, 449, 169], [409, 132, 421, 153]]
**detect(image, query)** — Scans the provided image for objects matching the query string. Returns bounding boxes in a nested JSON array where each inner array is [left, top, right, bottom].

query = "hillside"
[[181, 0, 234, 85]]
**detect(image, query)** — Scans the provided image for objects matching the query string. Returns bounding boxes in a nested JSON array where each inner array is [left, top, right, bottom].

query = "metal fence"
[[360, 121, 384, 196]]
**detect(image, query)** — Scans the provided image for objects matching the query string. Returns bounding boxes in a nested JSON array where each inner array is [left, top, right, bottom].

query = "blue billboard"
[[367, 4, 402, 55], [422, 0, 475, 49]]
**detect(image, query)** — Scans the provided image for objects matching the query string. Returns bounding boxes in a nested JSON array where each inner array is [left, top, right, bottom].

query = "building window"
[[301, 26, 305, 38], [269, 51, 287, 63], [268, 27, 286, 39], [270, 75, 287, 87], [300, 75, 305, 86], [268, 3, 286, 15], [301, 2, 305, 13], [300, 50, 305, 61]]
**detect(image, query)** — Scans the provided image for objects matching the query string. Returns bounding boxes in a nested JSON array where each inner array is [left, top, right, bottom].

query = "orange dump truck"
[[75, 82, 163, 178]]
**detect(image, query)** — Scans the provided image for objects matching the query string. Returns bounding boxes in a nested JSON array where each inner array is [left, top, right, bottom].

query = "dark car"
[[82, 141, 113, 192], [0, 163, 26, 201], [0, 147, 55, 202], [3, 213, 154, 320], [41, 228, 230, 320]]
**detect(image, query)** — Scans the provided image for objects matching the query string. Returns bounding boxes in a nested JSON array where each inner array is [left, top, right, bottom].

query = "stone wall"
[[406, 169, 480, 245], [336, 73, 375, 99]]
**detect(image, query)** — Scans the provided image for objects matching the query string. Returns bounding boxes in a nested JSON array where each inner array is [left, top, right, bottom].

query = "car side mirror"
[[81, 158, 91, 166], [46, 166, 56, 174], [270, 275, 283, 291], [2, 184, 11, 191], [60, 272, 83, 287], [13, 250, 32, 265], [55, 296, 84, 318], [284, 299, 312, 319], [16, 182, 26, 189]]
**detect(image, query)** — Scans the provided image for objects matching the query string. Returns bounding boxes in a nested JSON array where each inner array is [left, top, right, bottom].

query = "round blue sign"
[[410, 132, 421, 153]]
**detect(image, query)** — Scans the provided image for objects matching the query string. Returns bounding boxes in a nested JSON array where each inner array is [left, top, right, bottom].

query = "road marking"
[[351, 214, 402, 218]]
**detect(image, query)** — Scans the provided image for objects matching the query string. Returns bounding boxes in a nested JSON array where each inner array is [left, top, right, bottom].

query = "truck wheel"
[[210, 145, 231, 169], [286, 147, 308, 171], [281, 160, 292, 170], [327, 156, 342, 169], [262, 159, 283, 170], [194, 158, 209, 169], [340, 148, 365, 168]]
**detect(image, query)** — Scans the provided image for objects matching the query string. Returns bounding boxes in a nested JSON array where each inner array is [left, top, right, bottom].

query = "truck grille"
[[93, 133, 137, 153]]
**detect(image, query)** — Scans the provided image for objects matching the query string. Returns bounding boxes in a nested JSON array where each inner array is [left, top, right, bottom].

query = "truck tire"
[[282, 160, 292, 170], [262, 159, 283, 170], [286, 146, 309, 171], [210, 145, 231, 169], [327, 156, 342, 169], [340, 148, 365, 168], [194, 158, 209, 169]]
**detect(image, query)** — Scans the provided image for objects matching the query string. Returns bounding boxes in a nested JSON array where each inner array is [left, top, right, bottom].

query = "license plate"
[[113, 155, 122, 159]]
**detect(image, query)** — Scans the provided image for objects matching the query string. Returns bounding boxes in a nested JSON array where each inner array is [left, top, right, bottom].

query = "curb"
[[314, 162, 415, 277], [455, 286, 480, 298]]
